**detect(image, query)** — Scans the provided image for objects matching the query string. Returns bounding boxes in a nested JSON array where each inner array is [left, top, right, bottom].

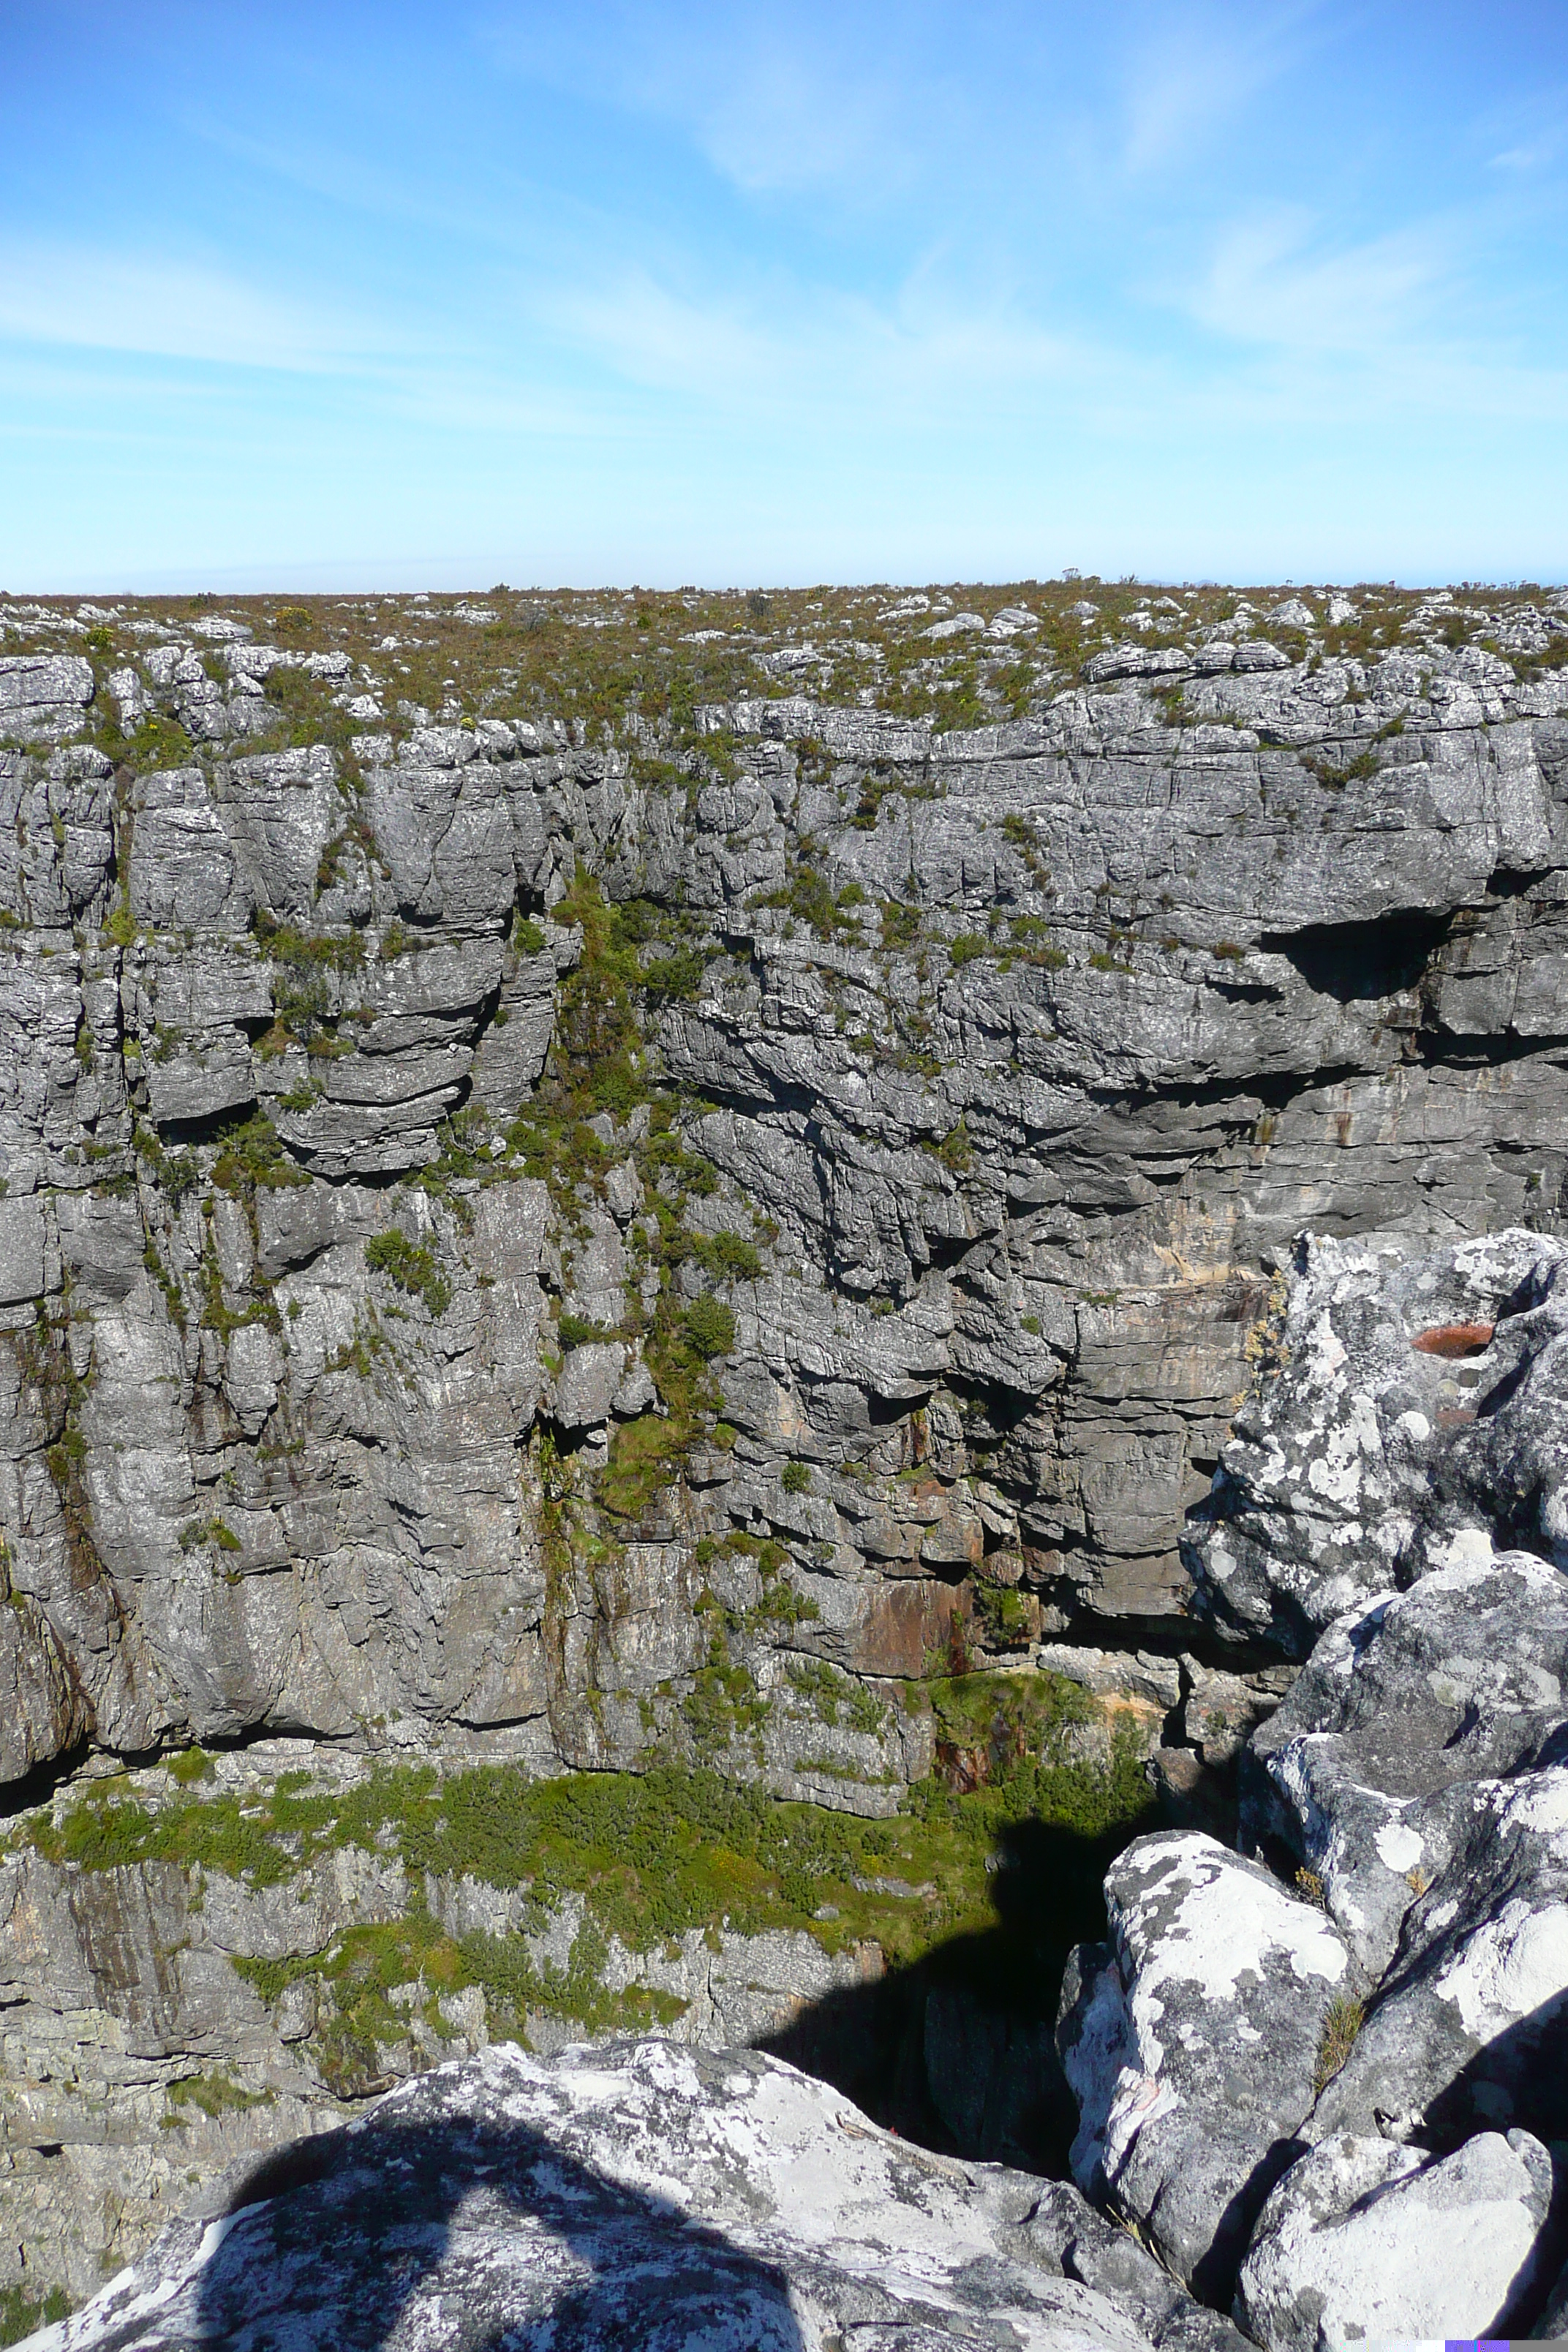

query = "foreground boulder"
[[1057, 1833, 1350, 2304], [1192, 1233, 1568, 2163], [1236, 2127, 1558, 2351], [1055, 1230, 1568, 2345], [1309, 1761, 1568, 2154], [1249, 1548, 1568, 2155], [31, 2039, 1247, 2352], [1248, 1545, 1568, 1978]]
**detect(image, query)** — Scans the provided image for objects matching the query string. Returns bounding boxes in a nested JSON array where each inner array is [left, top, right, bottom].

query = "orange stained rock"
[[1411, 1322, 1494, 1359]]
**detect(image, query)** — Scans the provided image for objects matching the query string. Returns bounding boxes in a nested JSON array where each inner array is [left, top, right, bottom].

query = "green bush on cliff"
[[681, 1296, 735, 1360], [20, 1684, 1152, 2002], [0, 2285, 68, 2345], [693, 1231, 763, 1286], [364, 1228, 451, 1317]]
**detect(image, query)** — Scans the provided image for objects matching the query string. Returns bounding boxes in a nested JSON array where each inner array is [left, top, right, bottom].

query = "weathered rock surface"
[[1059, 1232, 1568, 2342], [1058, 1833, 1349, 2302], [1248, 1545, 1568, 1983], [1186, 1228, 1568, 1654], [33, 2038, 1248, 2352], [6, 672, 1568, 1789], [4, 602, 1568, 1791], [0, 657, 95, 746], [1235, 2125, 1558, 2351]]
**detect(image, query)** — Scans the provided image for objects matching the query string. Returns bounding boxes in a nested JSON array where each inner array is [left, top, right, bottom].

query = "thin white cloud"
[[1185, 207, 1455, 354], [1118, 3, 1316, 174], [656, 23, 924, 200], [543, 257, 1101, 429], [0, 241, 386, 371], [1475, 83, 1568, 174], [475, 2, 948, 207], [1171, 206, 1568, 429]]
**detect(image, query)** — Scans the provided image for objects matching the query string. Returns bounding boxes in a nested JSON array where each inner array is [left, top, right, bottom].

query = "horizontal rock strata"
[[4, 578, 1568, 2316]]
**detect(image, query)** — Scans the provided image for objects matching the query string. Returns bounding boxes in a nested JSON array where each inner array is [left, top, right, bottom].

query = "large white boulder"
[[1058, 1831, 1350, 2302], [1236, 2126, 1556, 2352], [26, 2038, 1248, 2352]]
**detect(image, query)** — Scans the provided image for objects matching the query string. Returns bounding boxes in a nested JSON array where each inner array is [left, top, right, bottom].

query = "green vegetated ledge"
[[0, 2284, 69, 2351], [19, 1672, 1151, 2099]]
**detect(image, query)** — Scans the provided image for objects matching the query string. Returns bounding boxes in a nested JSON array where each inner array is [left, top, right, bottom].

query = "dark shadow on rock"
[[1186, 2135, 1309, 2313], [195, 2111, 804, 2352], [1147, 1745, 1240, 1842], [758, 1809, 1153, 2178], [1257, 906, 1455, 1004], [1417, 1986, 1568, 2155]]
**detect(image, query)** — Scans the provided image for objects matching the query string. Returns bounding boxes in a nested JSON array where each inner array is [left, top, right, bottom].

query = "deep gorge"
[[4, 573, 1568, 2338]]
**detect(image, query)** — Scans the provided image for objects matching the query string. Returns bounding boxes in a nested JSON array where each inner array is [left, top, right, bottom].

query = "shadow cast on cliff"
[[195, 2111, 803, 2352], [185, 1812, 1152, 2343], [758, 1809, 1153, 2178]]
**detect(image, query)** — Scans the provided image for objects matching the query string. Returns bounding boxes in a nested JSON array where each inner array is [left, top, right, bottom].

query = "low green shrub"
[[682, 1297, 736, 1360], [0, 2285, 68, 2345], [365, 1229, 451, 1317], [558, 1310, 617, 1349], [693, 1231, 763, 1285], [165, 2070, 273, 2120], [1313, 1993, 1365, 2091], [641, 949, 706, 1002]]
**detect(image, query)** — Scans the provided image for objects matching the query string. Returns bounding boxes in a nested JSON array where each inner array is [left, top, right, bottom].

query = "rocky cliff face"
[[3, 576, 1568, 2321]]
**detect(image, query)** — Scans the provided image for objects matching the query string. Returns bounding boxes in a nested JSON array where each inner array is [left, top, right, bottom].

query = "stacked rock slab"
[[1058, 1229, 1568, 2343], [6, 678, 1568, 1785], [1058, 1833, 1352, 2302], [29, 2039, 1250, 2352]]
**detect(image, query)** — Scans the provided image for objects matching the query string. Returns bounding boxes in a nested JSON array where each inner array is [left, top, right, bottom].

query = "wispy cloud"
[[1187, 207, 1446, 353], [1117, 3, 1317, 174], [0, 241, 386, 371], [1172, 203, 1568, 429], [475, 1, 956, 208], [1480, 87, 1568, 174], [543, 254, 1105, 431]]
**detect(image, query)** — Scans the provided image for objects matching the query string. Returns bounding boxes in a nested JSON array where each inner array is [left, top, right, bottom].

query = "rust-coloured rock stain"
[[1411, 1322, 1494, 1359]]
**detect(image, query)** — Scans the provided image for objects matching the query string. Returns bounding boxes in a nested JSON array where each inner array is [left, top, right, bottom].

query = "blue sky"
[[3, 1, 1567, 589]]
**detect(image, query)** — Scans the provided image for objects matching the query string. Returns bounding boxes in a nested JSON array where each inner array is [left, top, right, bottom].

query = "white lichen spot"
[[1494, 1771, 1568, 1839], [1435, 1897, 1568, 2038], [1374, 1822, 1425, 1876], [1427, 1528, 1496, 1572]]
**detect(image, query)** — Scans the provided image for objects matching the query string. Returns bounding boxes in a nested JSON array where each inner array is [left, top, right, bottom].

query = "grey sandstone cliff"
[[5, 578, 1568, 2323], [5, 621, 1568, 1784]]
